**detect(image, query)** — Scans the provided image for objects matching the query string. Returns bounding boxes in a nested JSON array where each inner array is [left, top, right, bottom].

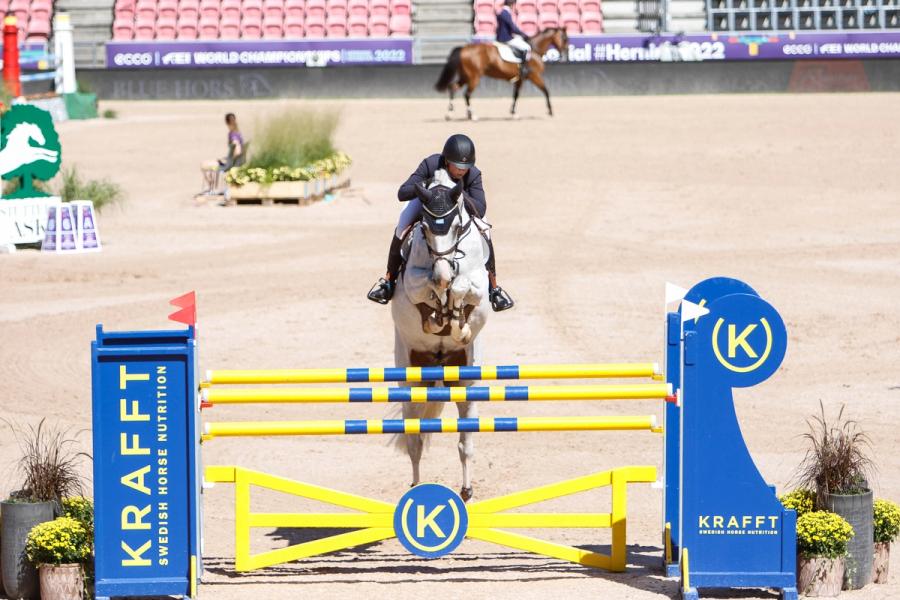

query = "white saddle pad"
[[493, 42, 522, 64]]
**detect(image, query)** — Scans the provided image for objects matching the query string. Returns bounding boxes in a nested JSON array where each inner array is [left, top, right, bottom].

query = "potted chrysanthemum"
[[796, 510, 855, 597], [25, 516, 90, 600], [873, 498, 900, 584]]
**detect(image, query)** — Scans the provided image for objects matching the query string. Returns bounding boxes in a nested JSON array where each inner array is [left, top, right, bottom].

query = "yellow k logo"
[[417, 504, 446, 538], [727, 324, 758, 359]]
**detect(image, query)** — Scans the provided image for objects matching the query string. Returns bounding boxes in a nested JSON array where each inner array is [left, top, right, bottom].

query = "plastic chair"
[[390, 0, 411, 15], [156, 15, 178, 37], [326, 14, 346, 36], [25, 17, 50, 39], [327, 0, 348, 17], [518, 11, 538, 34], [219, 15, 241, 37], [305, 13, 325, 35], [348, 0, 368, 15], [198, 14, 219, 37], [114, 6, 135, 21], [177, 16, 199, 38], [133, 17, 156, 38], [179, 0, 200, 21], [220, 0, 241, 19], [112, 18, 135, 39], [537, 0, 556, 14], [560, 10, 580, 32], [347, 13, 367, 35], [263, 0, 284, 18], [262, 14, 283, 36], [135, 0, 157, 20], [369, 0, 388, 15], [367, 12, 388, 34], [284, 14, 304, 36], [516, 0, 537, 12], [241, 14, 263, 37], [389, 13, 410, 34], [474, 14, 495, 34], [538, 10, 558, 27], [579, 11, 602, 31], [284, 0, 304, 17], [242, 0, 264, 19], [305, 0, 325, 17], [198, 0, 220, 18], [579, 0, 600, 13]]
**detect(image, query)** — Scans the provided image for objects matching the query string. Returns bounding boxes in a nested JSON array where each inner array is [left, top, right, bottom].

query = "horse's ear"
[[415, 181, 430, 202], [450, 180, 463, 202]]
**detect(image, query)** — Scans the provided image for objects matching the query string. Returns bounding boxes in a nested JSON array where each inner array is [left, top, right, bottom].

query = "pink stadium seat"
[[537, 0, 556, 14], [156, 16, 178, 38], [579, 10, 602, 32], [389, 13, 410, 34], [327, 0, 348, 17], [198, 0, 219, 18], [348, 0, 367, 15], [558, 0, 578, 13], [157, 0, 178, 19], [29, 3, 52, 21], [474, 14, 495, 35], [560, 10, 580, 33], [305, 0, 325, 17], [390, 0, 411, 15], [284, 14, 304, 36], [11, 8, 27, 24], [0, 0, 9, 11], [135, 0, 157, 20], [133, 17, 156, 39], [241, 14, 263, 37], [473, 0, 493, 11], [579, 0, 600, 12], [347, 13, 367, 35], [112, 17, 135, 39], [369, 0, 388, 16], [198, 14, 219, 37], [220, 0, 240, 18], [116, 0, 136, 10], [242, 0, 263, 18], [8, 0, 28, 12], [219, 15, 240, 37], [115, 6, 135, 21], [178, 0, 200, 20], [177, 16, 199, 38], [476, 5, 495, 19], [538, 10, 558, 28], [326, 14, 346, 36], [305, 13, 325, 35], [284, 0, 304, 16], [262, 14, 283, 36], [26, 17, 51, 39], [518, 11, 538, 35], [263, 0, 284, 18], [367, 13, 388, 35], [515, 4, 536, 17]]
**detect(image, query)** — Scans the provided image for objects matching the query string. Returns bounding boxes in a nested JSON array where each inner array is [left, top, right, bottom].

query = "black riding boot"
[[485, 238, 514, 312], [367, 235, 404, 304], [518, 52, 529, 80]]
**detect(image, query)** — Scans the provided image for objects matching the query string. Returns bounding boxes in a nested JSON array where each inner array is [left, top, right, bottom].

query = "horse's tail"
[[389, 400, 446, 452], [435, 47, 463, 92]]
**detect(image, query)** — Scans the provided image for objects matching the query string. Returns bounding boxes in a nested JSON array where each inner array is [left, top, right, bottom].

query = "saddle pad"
[[493, 42, 522, 64]]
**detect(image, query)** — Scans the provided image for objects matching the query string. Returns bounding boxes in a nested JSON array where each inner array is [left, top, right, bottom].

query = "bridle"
[[421, 201, 475, 278]]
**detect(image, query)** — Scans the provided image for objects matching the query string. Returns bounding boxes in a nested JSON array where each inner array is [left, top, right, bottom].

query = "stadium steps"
[[57, 0, 115, 67], [668, 0, 706, 31], [414, 0, 473, 63]]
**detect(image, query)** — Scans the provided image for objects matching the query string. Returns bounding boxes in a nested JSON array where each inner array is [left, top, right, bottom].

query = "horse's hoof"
[[460, 487, 474, 502], [445, 113, 452, 121], [511, 113, 520, 121]]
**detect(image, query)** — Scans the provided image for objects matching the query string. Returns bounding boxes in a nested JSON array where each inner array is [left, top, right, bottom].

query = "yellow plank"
[[205, 465, 236, 483], [468, 471, 613, 514], [469, 513, 611, 529], [248, 513, 393, 528], [240, 468, 394, 513], [467, 528, 613, 570], [242, 528, 396, 571]]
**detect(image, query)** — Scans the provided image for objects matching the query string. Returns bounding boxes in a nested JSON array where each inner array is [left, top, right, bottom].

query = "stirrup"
[[367, 278, 394, 305], [489, 287, 514, 312]]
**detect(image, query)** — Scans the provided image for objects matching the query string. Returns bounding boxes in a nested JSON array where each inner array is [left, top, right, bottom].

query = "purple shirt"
[[228, 130, 243, 148]]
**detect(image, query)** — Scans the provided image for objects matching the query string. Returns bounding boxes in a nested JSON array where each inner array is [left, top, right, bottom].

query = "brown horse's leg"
[[465, 76, 481, 121], [510, 79, 523, 117], [529, 72, 553, 117], [447, 82, 459, 120]]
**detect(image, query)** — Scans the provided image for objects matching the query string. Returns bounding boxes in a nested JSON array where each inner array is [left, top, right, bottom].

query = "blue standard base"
[[682, 587, 798, 600]]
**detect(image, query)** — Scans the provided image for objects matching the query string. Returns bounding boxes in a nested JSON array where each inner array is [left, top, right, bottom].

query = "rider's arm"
[[512, 20, 528, 39], [464, 171, 486, 218], [397, 158, 432, 201]]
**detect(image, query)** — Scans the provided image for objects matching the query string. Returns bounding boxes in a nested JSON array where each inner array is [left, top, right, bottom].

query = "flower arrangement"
[[25, 516, 91, 566], [796, 511, 855, 559], [225, 151, 352, 187], [780, 489, 816, 517], [62, 497, 94, 544], [874, 499, 900, 543]]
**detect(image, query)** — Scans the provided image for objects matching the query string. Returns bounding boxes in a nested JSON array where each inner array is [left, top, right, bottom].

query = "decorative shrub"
[[2, 418, 86, 503], [226, 151, 352, 186], [247, 107, 339, 169], [796, 511, 855, 559], [25, 516, 91, 566], [62, 497, 94, 544], [780, 489, 816, 517], [874, 499, 900, 543]]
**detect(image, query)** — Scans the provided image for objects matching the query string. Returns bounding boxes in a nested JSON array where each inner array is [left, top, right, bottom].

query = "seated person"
[[201, 113, 246, 194]]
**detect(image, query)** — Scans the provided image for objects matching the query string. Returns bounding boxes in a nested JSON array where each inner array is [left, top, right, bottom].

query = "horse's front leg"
[[448, 277, 473, 344], [403, 402, 424, 487], [446, 83, 458, 121], [456, 398, 476, 501]]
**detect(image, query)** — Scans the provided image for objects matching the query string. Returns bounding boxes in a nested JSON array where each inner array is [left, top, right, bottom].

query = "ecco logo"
[[113, 53, 154, 67]]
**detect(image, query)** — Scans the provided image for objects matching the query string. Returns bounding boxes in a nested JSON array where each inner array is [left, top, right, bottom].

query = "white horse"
[[391, 176, 490, 501], [0, 122, 59, 178]]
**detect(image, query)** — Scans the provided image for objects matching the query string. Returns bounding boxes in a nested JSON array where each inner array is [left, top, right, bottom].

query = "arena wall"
[[79, 59, 900, 100]]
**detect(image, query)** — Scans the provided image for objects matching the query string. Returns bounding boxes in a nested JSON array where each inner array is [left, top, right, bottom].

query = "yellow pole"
[[202, 383, 673, 404]]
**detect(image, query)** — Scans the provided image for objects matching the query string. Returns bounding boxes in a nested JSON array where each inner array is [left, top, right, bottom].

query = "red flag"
[[168, 291, 197, 326]]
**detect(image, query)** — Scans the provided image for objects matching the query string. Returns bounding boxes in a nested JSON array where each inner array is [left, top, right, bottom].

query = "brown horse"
[[434, 28, 569, 120]]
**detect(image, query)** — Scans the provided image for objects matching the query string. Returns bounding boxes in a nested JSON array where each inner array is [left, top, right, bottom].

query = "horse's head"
[[415, 179, 467, 286], [552, 27, 569, 62], [9, 122, 46, 147]]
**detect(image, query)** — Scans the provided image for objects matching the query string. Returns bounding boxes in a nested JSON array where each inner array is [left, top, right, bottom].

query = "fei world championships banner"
[[105, 31, 900, 69]]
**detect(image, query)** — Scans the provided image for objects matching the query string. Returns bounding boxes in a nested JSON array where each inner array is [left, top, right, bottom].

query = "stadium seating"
[[475, 0, 606, 35]]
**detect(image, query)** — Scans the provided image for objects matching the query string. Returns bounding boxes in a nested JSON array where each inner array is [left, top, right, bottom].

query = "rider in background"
[[496, 0, 532, 80], [367, 133, 515, 312]]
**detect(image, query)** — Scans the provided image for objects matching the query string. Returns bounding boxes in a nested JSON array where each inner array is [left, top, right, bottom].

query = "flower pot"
[[39, 563, 84, 600], [798, 556, 845, 597], [1, 500, 56, 599], [873, 541, 890, 583], [824, 489, 873, 589]]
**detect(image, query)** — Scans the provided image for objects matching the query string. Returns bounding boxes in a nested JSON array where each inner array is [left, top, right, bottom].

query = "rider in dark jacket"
[[496, 0, 531, 79], [367, 134, 514, 312]]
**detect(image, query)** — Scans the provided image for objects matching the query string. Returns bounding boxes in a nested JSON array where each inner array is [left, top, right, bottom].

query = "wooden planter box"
[[226, 171, 351, 206]]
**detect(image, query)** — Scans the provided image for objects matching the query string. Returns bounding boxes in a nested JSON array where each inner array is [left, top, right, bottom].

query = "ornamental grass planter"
[[39, 563, 84, 600], [226, 171, 351, 206], [1, 500, 55, 599], [824, 489, 874, 589], [873, 541, 890, 583], [798, 556, 845, 597]]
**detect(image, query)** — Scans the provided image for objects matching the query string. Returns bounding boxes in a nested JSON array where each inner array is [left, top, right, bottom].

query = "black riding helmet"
[[442, 134, 476, 170]]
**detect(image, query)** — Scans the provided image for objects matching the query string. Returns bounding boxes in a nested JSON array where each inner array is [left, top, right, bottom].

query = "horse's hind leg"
[[464, 77, 480, 121], [446, 83, 458, 121], [403, 401, 425, 487], [456, 399, 476, 501], [530, 74, 553, 117]]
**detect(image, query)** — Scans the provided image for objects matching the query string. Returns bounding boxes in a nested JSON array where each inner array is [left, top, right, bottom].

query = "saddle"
[[493, 42, 523, 64]]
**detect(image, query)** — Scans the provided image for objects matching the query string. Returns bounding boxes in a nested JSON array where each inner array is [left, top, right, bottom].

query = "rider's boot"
[[485, 239, 514, 312], [367, 235, 403, 304], [519, 52, 530, 81]]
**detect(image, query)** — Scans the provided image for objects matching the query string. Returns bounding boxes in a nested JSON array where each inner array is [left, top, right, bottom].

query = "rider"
[[366, 133, 515, 312], [496, 0, 532, 80]]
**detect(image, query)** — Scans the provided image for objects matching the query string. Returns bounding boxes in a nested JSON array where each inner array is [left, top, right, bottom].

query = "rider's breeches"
[[509, 35, 531, 59]]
